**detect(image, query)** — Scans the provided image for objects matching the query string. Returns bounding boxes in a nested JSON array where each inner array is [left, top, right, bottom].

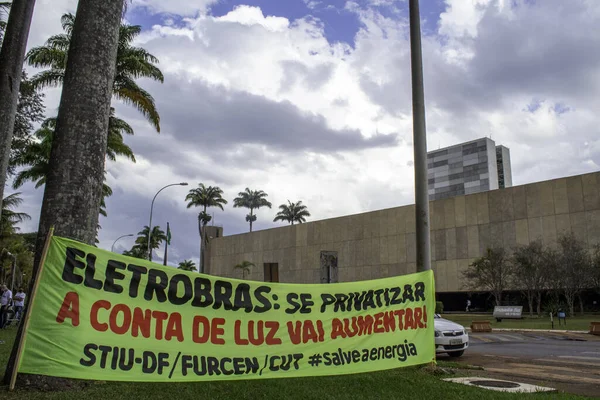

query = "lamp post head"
[[179, 182, 188, 186]]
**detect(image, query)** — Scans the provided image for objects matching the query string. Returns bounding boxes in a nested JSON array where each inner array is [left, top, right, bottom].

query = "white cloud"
[[215, 5, 289, 32]]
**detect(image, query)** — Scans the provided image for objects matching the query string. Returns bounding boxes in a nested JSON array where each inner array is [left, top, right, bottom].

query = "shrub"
[[435, 301, 444, 314]]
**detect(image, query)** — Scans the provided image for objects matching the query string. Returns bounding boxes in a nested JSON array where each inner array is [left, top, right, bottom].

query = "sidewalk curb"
[[465, 328, 589, 334]]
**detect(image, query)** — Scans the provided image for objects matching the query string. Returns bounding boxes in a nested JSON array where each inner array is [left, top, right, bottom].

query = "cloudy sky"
[[10, 0, 600, 266]]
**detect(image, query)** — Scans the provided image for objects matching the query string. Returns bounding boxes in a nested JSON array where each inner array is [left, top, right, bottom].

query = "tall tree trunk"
[[198, 214, 204, 273], [34, 0, 123, 255], [0, 0, 36, 213], [565, 293, 575, 317], [526, 292, 534, 317], [578, 293, 585, 316], [3, 0, 125, 385], [200, 205, 206, 273], [249, 208, 254, 232], [495, 292, 502, 306]]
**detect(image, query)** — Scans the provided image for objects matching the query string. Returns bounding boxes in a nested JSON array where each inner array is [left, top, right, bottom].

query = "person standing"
[[13, 288, 25, 321], [466, 299, 471, 312], [0, 284, 12, 328]]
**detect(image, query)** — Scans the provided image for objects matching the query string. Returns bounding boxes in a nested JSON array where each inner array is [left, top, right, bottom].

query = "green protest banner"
[[17, 236, 435, 382]]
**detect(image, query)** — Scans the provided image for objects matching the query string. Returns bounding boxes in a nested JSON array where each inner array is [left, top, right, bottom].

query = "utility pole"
[[409, 0, 431, 272]]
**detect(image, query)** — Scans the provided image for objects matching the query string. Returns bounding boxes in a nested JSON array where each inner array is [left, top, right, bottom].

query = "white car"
[[434, 314, 469, 357]]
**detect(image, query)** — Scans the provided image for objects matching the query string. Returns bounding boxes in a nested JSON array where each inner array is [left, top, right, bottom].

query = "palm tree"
[[178, 259, 197, 272], [185, 183, 227, 273], [1, 193, 30, 236], [122, 245, 146, 260], [11, 112, 134, 219], [234, 261, 255, 280], [233, 188, 272, 232], [26, 13, 163, 132], [134, 225, 166, 262], [273, 200, 311, 225]]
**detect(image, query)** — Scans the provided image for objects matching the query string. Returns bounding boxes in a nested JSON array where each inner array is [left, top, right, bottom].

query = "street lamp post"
[[111, 234, 134, 253], [409, 0, 431, 272], [147, 182, 188, 261]]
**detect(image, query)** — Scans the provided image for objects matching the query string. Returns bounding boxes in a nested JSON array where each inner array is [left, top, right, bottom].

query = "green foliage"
[[186, 183, 227, 234], [234, 260, 255, 279], [435, 301, 444, 314], [9, 71, 46, 177], [1, 193, 30, 236], [122, 246, 146, 260], [554, 232, 591, 316], [462, 248, 510, 306], [0, 192, 34, 288], [125, 225, 167, 262], [10, 111, 133, 221], [0, 235, 33, 288], [186, 184, 227, 212], [592, 244, 600, 294], [233, 188, 272, 231], [511, 240, 547, 316], [178, 259, 197, 272], [26, 13, 163, 132], [273, 200, 310, 225]]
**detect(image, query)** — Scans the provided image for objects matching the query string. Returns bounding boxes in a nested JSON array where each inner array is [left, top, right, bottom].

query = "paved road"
[[448, 332, 600, 397]]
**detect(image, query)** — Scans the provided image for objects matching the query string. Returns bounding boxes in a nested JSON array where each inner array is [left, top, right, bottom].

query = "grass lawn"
[[442, 313, 599, 331], [0, 329, 587, 399]]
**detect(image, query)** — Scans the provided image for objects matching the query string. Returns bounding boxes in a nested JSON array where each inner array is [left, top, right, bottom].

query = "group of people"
[[0, 285, 26, 329]]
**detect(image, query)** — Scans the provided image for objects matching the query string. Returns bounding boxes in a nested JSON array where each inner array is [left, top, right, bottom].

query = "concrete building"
[[206, 171, 600, 299], [427, 138, 512, 201]]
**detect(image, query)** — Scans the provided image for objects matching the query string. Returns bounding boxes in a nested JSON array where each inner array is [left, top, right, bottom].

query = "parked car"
[[434, 314, 469, 357]]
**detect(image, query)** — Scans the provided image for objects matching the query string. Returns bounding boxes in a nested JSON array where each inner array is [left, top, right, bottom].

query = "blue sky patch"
[[127, 0, 448, 46]]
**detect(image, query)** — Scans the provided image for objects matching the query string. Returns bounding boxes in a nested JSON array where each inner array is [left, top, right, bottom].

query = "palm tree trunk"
[[200, 206, 206, 274], [4, 0, 125, 386], [250, 208, 254, 232], [34, 0, 124, 255], [0, 0, 37, 214]]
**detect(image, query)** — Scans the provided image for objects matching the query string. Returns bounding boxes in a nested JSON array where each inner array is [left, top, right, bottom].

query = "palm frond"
[[273, 200, 310, 224], [12, 163, 48, 189], [118, 24, 142, 45], [26, 46, 67, 69], [60, 13, 75, 35], [2, 192, 24, 209], [114, 77, 161, 132], [30, 69, 65, 90]]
